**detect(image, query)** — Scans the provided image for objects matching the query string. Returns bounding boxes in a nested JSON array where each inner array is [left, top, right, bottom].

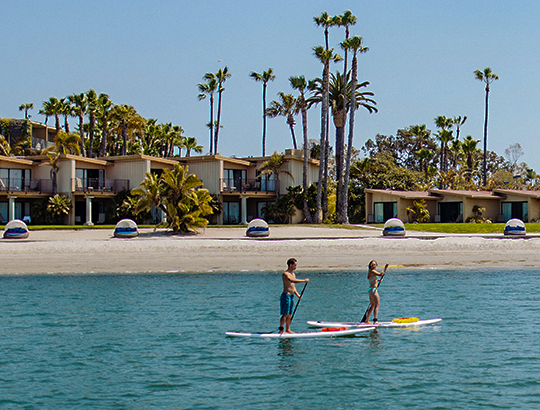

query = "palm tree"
[[340, 35, 374, 224], [86, 89, 99, 157], [59, 98, 72, 134], [266, 92, 298, 149], [416, 148, 435, 182], [461, 135, 480, 182], [250, 68, 275, 156], [259, 152, 293, 202], [97, 93, 113, 157], [109, 104, 145, 156], [474, 67, 499, 186], [198, 74, 218, 153], [184, 136, 203, 157], [313, 45, 342, 223], [214, 66, 231, 154], [68, 92, 87, 156], [290, 75, 315, 223], [336, 10, 357, 131], [453, 116, 467, 140], [43, 130, 81, 156], [18, 103, 33, 119], [39, 97, 62, 132], [434, 115, 454, 174]]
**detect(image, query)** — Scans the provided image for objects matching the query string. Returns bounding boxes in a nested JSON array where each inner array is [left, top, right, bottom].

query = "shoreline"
[[2, 226, 539, 275]]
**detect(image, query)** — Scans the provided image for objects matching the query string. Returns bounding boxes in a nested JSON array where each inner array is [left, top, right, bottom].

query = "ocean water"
[[1, 269, 539, 409]]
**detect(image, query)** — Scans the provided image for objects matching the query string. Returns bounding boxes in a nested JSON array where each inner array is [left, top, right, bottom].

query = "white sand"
[[2, 226, 539, 275]]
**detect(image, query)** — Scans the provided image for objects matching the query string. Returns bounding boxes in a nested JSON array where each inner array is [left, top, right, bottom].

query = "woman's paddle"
[[290, 281, 308, 323], [360, 268, 387, 323]]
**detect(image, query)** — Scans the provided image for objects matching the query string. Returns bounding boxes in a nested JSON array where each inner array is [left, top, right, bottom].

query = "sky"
[[2, 0, 540, 171]]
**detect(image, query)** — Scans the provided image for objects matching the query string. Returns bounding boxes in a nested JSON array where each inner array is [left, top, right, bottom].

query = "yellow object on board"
[[392, 317, 419, 323]]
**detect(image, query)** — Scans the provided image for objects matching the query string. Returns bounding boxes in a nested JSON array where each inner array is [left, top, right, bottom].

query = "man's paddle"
[[290, 281, 308, 323], [360, 267, 387, 323]]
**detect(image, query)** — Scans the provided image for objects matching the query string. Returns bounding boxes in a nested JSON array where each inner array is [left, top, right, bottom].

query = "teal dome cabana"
[[383, 218, 406, 237], [3, 219, 30, 239], [246, 218, 269, 237], [504, 218, 526, 236], [114, 219, 139, 238]]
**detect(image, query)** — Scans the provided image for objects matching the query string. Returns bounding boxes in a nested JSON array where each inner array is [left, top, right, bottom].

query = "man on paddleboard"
[[279, 258, 309, 334], [363, 260, 388, 324]]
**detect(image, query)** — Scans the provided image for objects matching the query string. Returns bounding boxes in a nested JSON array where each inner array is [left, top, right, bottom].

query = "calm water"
[[1, 269, 539, 409]]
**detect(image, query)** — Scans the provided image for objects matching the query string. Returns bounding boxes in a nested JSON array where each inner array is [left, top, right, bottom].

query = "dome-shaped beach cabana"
[[383, 218, 406, 237], [114, 219, 139, 238], [504, 218, 526, 236], [3, 219, 30, 239], [246, 218, 270, 237]]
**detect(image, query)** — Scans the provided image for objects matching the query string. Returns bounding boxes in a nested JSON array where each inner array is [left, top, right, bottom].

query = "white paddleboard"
[[307, 318, 442, 328], [225, 326, 375, 338]]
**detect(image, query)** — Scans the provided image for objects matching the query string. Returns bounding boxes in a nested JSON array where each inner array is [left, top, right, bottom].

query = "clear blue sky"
[[2, 1, 539, 171]]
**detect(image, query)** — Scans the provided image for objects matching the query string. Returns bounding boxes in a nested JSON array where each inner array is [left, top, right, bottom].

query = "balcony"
[[220, 178, 275, 193], [0, 178, 53, 194], [73, 178, 130, 193]]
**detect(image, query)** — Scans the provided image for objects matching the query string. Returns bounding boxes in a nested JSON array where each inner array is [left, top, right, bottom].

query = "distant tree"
[[18, 103, 33, 119], [266, 92, 298, 150], [504, 143, 524, 173], [198, 74, 218, 153], [39, 97, 62, 132], [68, 93, 87, 155], [184, 136, 203, 157], [259, 152, 294, 202], [214, 66, 231, 154], [250, 68, 275, 156], [474, 67, 499, 186], [109, 104, 145, 155]]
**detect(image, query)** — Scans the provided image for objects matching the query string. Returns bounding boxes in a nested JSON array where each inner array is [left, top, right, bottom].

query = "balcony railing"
[[220, 178, 275, 193], [0, 178, 53, 193], [73, 178, 129, 193]]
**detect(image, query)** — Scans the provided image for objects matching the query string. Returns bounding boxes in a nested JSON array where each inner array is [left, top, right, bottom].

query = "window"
[[223, 201, 240, 224], [374, 202, 397, 223], [223, 169, 246, 191]]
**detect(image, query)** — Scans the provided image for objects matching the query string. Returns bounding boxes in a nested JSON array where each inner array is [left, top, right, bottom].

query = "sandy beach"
[[1, 225, 540, 275]]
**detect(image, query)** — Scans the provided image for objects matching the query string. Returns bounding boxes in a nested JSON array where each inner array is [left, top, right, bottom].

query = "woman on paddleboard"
[[363, 260, 388, 324], [279, 258, 309, 334]]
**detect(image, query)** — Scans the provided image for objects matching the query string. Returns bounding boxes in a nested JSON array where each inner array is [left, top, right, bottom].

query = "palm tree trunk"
[[287, 115, 298, 149], [315, 63, 329, 224], [482, 87, 489, 186], [122, 122, 128, 156], [340, 54, 358, 225], [215, 90, 223, 154], [262, 83, 267, 156], [100, 112, 108, 157], [209, 94, 214, 154], [301, 100, 312, 223], [79, 114, 85, 156], [88, 114, 95, 157]]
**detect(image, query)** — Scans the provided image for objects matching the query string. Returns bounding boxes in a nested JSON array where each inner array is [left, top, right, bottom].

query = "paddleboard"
[[307, 318, 442, 328], [225, 326, 375, 338]]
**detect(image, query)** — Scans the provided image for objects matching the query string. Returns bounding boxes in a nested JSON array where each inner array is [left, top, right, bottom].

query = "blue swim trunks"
[[280, 293, 294, 315]]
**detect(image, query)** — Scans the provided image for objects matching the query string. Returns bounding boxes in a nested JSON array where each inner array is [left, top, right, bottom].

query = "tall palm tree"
[[290, 75, 315, 223], [68, 92, 87, 156], [18, 103, 33, 119], [86, 89, 98, 157], [314, 11, 339, 223], [214, 66, 231, 154], [340, 35, 374, 224], [416, 148, 435, 182], [266, 92, 298, 149], [198, 74, 218, 154], [336, 10, 357, 131], [58, 98, 72, 134], [452, 115, 467, 140], [97, 93, 113, 157], [474, 67, 499, 186], [250, 68, 275, 156], [313, 45, 342, 223], [259, 152, 294, 202], [109, 104, 145, 156]]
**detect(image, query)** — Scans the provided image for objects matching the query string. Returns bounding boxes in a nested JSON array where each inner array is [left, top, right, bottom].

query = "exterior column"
[[84, 196, 94, 225], [8, 196, 16, 221], [240, 195, 248, 224]]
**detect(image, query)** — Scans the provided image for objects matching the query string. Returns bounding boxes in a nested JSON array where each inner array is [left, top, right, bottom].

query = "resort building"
[[366, 189, 540, 223], [0, 149, 319, 225]]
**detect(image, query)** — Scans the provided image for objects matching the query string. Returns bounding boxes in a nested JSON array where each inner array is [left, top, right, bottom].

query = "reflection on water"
[[277, 339, 296, 373]]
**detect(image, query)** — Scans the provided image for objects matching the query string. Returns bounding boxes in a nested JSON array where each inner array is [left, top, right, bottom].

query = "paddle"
[[290, 281, 308, 323], [360, 266, 388, 323]]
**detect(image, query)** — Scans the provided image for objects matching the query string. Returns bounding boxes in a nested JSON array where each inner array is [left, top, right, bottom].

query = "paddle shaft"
[[290, 282, 308, 323], [361, 269, 387, 323]]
